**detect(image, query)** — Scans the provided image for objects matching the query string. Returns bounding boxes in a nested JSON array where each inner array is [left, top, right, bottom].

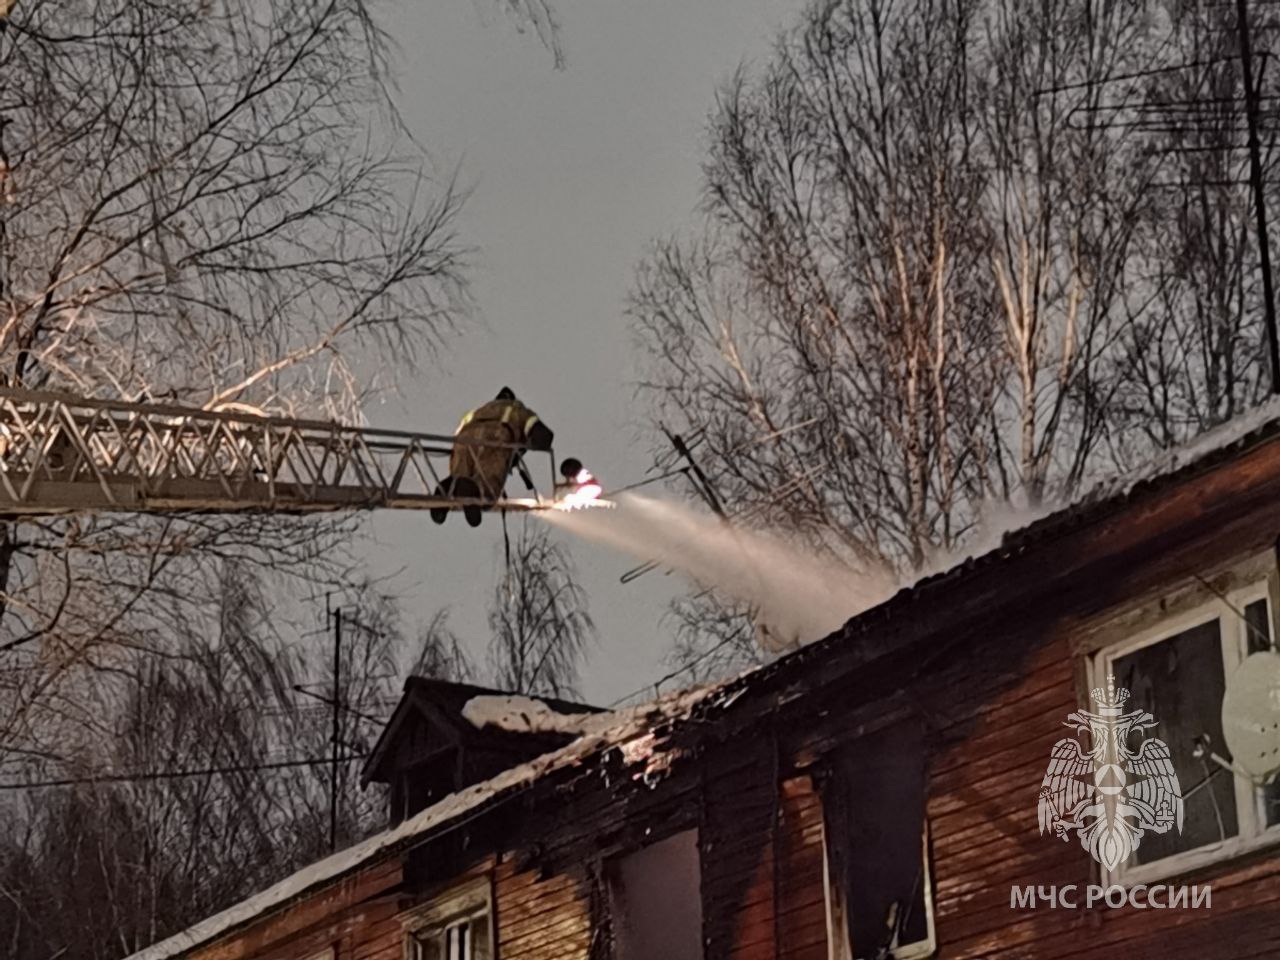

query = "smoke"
[[916, 495, 1058, 580], [540, 493, 894, 651]]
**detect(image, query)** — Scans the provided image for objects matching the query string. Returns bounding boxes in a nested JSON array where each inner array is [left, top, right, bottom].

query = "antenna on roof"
[[619, 423, 729, 584]]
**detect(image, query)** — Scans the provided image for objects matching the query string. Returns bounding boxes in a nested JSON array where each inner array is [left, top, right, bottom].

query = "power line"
[[1033, 55, 1247, 97], [291, 685, 389, 725], [607, 631, 746, 708], [0, 753, 367, 791]]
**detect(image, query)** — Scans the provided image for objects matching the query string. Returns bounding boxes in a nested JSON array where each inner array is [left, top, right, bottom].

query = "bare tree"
[[1112, 1, 1280, 446], [633, 0, 1280, 680], [503, 0, 563, 67], [0, 0, 569, 735], [662, 593, 763, 688], [0, 0, 469, 764], [0, 0, 562, 954], [634, 0, 999, 576], [488, 520, 593, 699], [976, 0, 1166, 499], [408, 608, 474, 682], [0, 567, 408, 960]]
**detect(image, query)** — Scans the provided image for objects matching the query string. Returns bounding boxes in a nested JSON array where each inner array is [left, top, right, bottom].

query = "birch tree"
[[488, 521, 593, 698], [0, 571, 407, 960], [634, 0, 999, 573], [0, 0, 560, 953], [0, 0, 471, 762], [634, 0, 1280, 676]]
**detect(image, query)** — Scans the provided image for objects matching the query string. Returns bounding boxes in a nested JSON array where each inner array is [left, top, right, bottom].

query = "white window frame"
[[1090, 571, 1280, 886], [822, 819, 937, 960], [401, 876, 494, 960]]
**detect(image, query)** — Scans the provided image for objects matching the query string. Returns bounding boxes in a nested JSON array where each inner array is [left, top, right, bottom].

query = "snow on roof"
[[920, 395, 1280, 581], [124, 680, 741, 960], [748, 396, 1280, 689], [461, 694, 599, 736], [1057, 394, 1280, 511]]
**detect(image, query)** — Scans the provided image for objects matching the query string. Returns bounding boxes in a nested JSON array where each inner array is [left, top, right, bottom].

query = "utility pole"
[[0, 10, 11, 329], [1237, 0, 1280, 394], [329, 606, 342, 853]]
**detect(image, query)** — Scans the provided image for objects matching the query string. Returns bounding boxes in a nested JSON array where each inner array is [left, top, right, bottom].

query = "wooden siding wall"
[[493, 859, 592, 960], [184, 432, 1280, 960], [775, 777, 828, 960], [924, 625, 1280, 959], [701, 744, 828, 960], [190, 859, 405, 960], [928, 636, 1080, 956]]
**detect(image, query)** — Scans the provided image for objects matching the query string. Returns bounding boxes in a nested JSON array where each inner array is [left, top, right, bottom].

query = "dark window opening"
[[822, 717, 933, 960], [607, 828, 703, 960], [1245, 598, 1273, 655], [392, 749, 460, 824], [1112, 617, 1238, 863]]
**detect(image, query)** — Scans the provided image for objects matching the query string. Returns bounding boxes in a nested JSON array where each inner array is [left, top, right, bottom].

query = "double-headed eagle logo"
[[1038, 674, 1184, 870]]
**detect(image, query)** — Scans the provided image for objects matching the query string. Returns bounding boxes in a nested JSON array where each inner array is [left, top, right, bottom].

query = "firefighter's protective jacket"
[[448, 393, 552, 501]]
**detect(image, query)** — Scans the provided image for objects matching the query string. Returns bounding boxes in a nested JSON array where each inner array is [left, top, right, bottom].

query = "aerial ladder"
[[0, 387, 579, 519]]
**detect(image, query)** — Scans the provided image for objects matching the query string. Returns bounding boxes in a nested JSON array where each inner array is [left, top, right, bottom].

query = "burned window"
[[403, 878, 491, 960], [607, 828, 703, 960], [820, 717, 934, 960], [1098, 582, 1280, 877]]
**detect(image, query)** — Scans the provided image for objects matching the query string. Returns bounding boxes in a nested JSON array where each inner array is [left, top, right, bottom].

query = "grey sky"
[[356, 0, 803, 705]]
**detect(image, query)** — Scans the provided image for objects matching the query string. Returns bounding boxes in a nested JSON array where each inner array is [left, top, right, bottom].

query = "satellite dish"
[[1221, 650, 1280, 781]]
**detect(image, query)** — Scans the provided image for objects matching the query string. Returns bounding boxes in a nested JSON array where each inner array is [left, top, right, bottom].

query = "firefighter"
[[430, 387, 553, 527]]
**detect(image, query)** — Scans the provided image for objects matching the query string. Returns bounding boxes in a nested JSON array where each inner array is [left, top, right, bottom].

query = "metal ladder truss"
[[0, 388, 555, 517]]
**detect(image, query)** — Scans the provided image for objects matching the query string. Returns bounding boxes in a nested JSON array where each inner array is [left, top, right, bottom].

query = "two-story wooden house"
[[125, 401, 1280, 960]]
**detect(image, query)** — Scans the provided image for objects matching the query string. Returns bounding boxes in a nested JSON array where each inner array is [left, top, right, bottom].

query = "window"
[[607, 829, 703, 960], [820, 718, 935, 960], [403, 878, 492, 960], [1094, 579, 1280, 882], [411, 919, 486, 960]]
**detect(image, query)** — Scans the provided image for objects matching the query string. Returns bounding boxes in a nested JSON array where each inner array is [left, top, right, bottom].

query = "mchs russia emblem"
[[1038, 674, 1184, 871]]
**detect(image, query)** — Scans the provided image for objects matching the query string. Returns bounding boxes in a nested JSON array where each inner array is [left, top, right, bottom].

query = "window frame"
[[1090, 573, 1280, 886], [401, 876, 494, 960], [819, 729, 938, 960], [822, 818, 936, 960]]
